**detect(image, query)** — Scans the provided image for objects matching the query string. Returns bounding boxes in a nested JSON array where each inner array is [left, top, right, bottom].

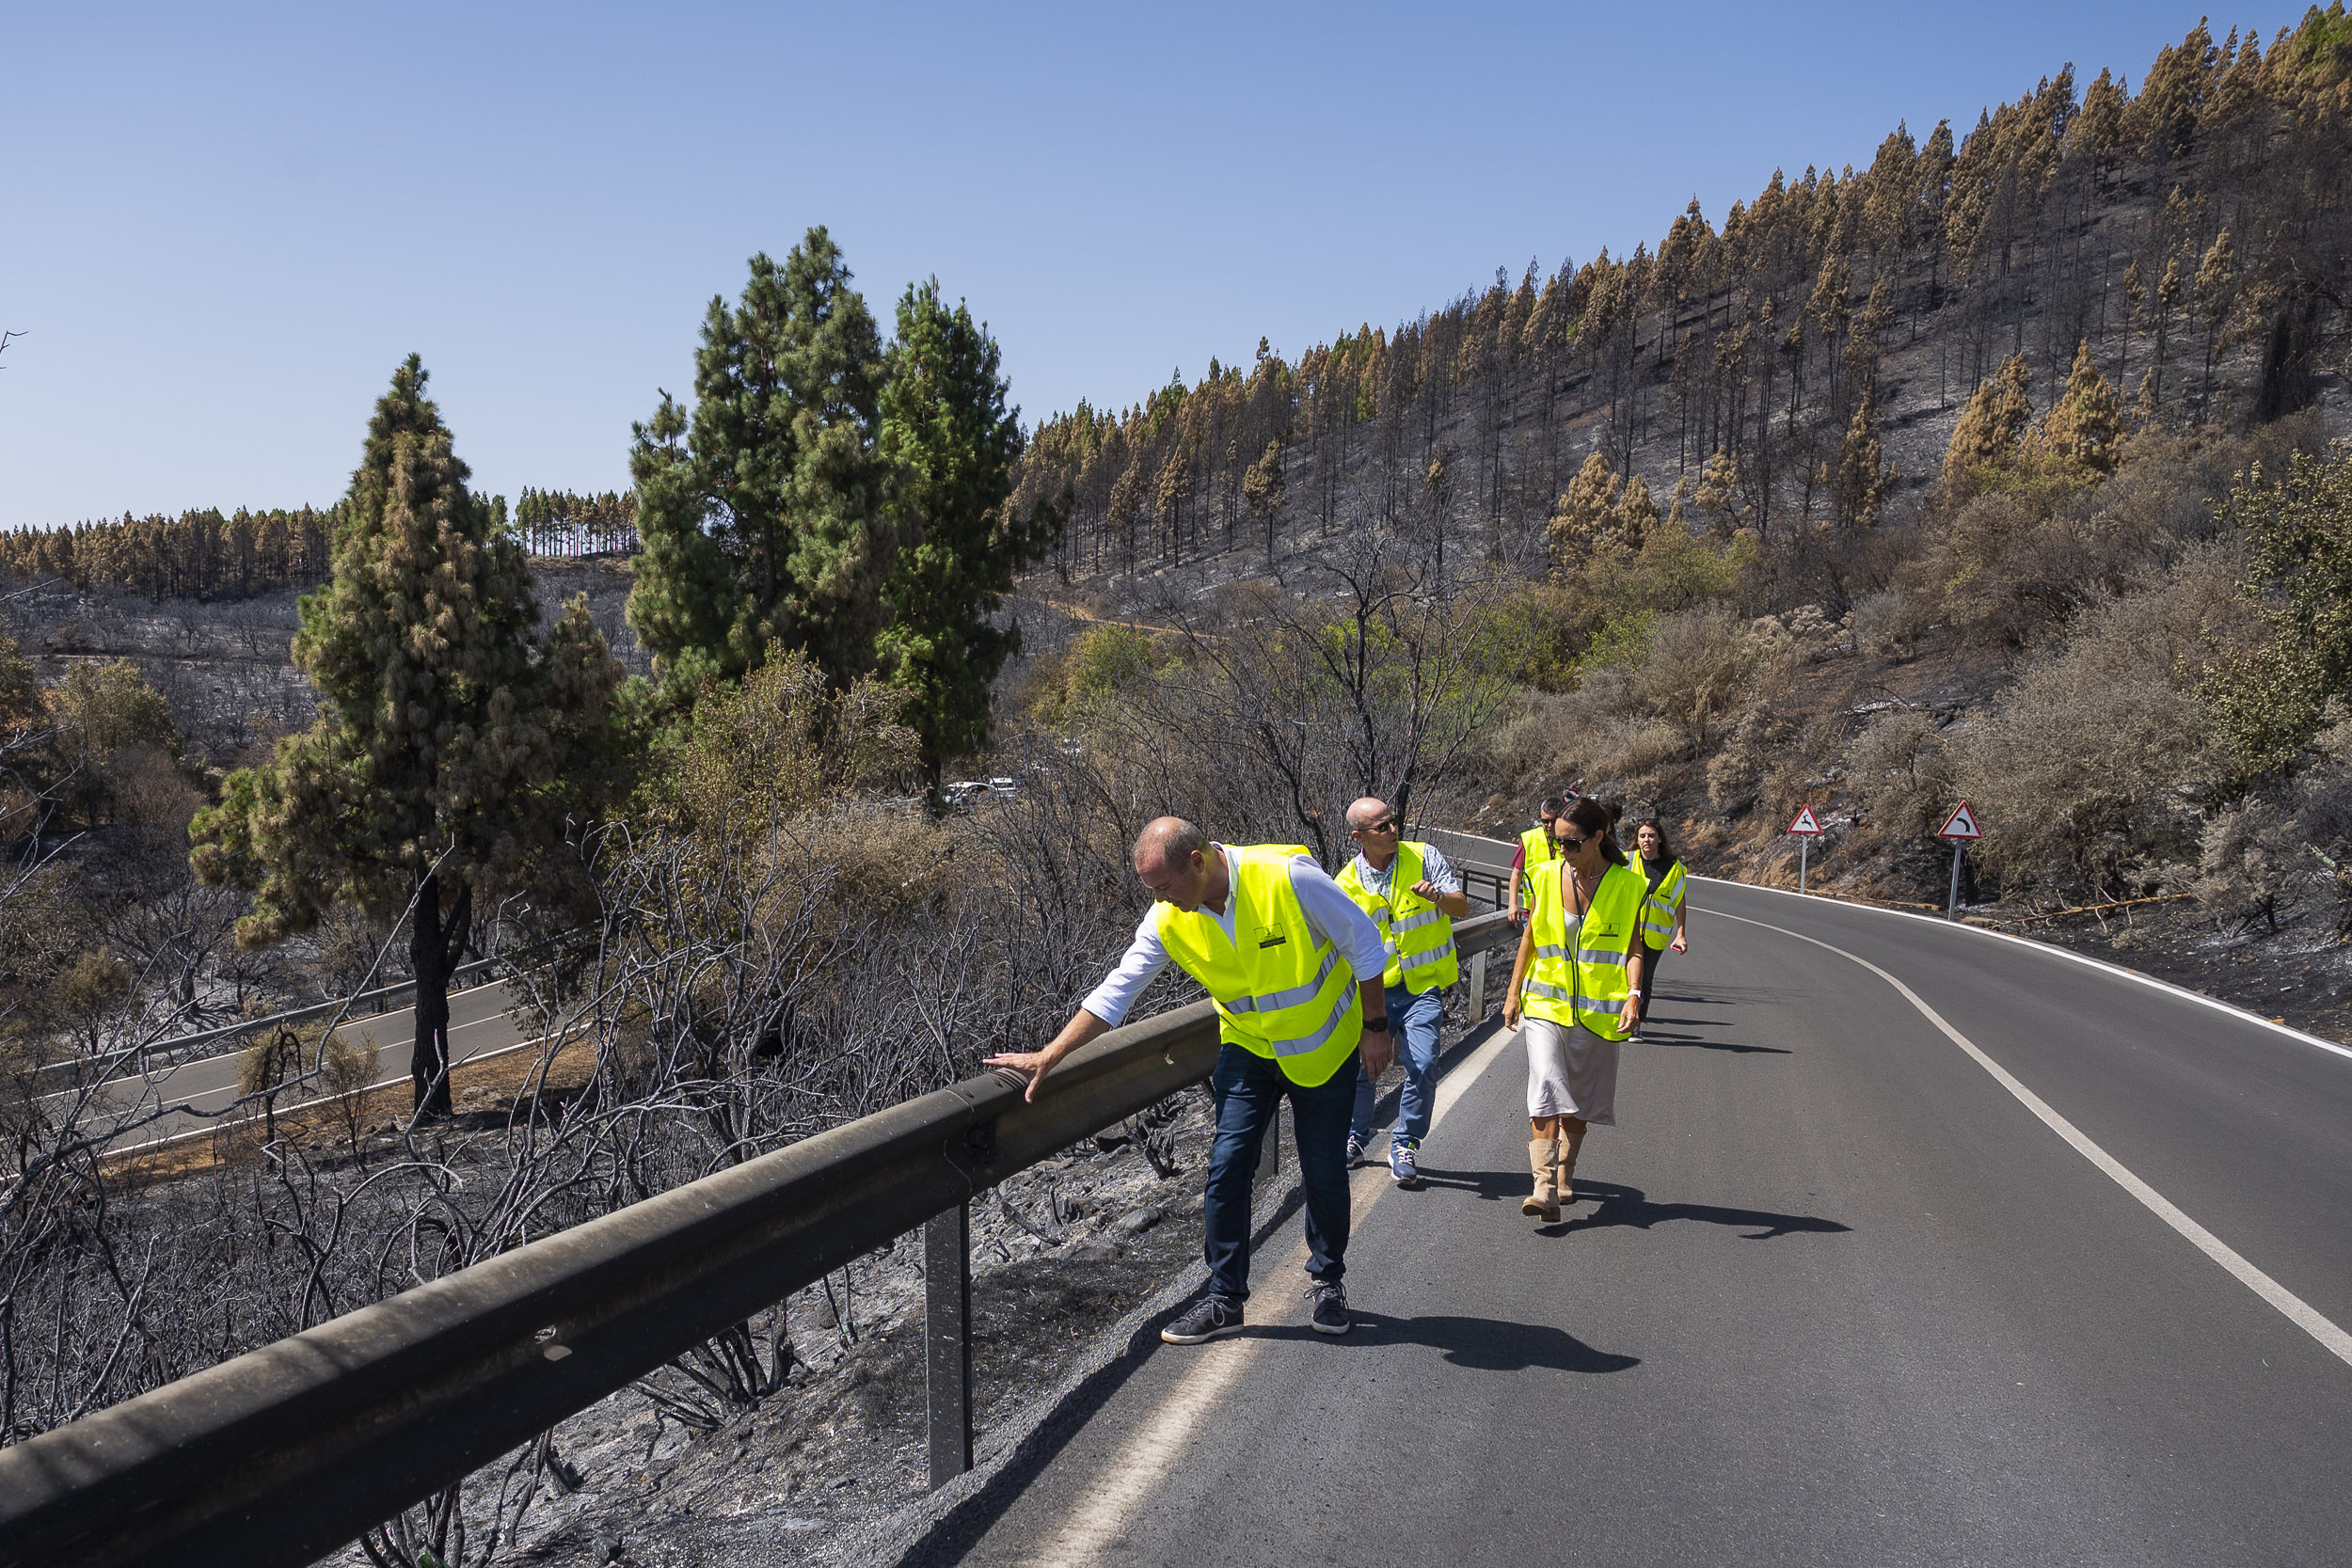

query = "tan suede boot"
[[1558, 1119, 1587, 1206], [1523, 1138, 1561, 1222]]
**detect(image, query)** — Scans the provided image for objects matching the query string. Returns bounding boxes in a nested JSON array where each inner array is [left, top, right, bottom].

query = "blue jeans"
[[1350, 984, 1445, 1147], [1202, 1042, 1358, 1302]]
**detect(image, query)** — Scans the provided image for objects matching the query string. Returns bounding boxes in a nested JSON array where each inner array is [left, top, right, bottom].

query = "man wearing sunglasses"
[[1335, 797, 1469, 1187]]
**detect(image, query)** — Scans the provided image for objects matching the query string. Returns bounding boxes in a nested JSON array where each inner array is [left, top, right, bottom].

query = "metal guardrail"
[[1419, 826, 1518, 912], [0, 912, 1517, 1568], [36, 958, 501, 1084]]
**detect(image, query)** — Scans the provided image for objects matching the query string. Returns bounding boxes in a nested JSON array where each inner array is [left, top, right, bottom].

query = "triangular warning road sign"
[[1788, 805, 1823, 835], [1937, 800, 1982, 840]]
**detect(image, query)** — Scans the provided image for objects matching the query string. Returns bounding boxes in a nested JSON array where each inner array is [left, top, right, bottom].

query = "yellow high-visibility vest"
[[1518, 825, 1557, 905], [1519, 859, 1668, 1041], [1155, 844, 1363, 1086], [1337, 840, 1460, 994], [1645, 858, 1687, 924]]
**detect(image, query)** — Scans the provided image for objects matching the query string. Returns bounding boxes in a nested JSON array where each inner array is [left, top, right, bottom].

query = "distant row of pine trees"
[[0, 508, 339, 601], [1, 489, 644, 602], [513, 487, 639, 560], [1013, 13, 2352, 578]]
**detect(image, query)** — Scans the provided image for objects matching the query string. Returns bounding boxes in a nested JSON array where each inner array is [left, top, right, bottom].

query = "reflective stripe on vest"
[[1336, 839, 1461, 994], [1154, 843, 1363, 1086], [1520, 859, 1653, 1041]]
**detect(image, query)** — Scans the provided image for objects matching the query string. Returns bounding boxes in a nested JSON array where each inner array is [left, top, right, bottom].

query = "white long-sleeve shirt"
[[1081, 845, 1389, 1027]]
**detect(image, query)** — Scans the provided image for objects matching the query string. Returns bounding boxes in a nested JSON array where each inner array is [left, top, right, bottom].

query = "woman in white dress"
[[1500, 796, 1672, 1221]]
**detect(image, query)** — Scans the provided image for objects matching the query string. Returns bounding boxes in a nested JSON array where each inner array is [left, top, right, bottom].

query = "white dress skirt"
[[1523, 1016, 1619, 1124]]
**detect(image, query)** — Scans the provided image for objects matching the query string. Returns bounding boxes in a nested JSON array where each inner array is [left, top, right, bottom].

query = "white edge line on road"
[[1711, 906, 2352, 1371], [1693, 875, 2352, 1065], [103, 1033, 562, 1162], [1030, 1014, 1521, 1566]]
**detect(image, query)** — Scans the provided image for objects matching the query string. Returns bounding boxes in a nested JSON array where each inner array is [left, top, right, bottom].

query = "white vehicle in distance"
[[941, 778, 1019, 809]]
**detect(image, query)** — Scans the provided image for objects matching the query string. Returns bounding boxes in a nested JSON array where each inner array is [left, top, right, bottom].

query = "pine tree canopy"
[[190, 356, 623, 1112], [2035, 341, 2124, 473], [875, 279, 1048, 778], [627, 229, 891, 699], [1942, 353, 2035, 485]]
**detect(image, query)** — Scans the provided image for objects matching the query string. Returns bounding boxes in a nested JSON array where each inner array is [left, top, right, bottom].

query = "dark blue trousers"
[[1201, 1042, 1358, 1302]]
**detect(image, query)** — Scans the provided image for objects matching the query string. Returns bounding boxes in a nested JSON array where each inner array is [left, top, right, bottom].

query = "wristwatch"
[[1363, 1016, 1391, 1033]]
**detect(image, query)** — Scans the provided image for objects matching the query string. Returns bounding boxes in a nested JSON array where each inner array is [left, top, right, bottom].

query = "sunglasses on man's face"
[[1356, 818, 1400, 834]]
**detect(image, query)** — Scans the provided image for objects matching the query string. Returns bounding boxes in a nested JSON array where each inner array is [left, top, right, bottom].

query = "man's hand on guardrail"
[[985, 1008, 1111, 1102]]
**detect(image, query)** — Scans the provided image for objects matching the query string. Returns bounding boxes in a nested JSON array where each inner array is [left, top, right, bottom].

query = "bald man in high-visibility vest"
[[988, 816, 1391, 1343], [1335, 796, 1469, 1187]]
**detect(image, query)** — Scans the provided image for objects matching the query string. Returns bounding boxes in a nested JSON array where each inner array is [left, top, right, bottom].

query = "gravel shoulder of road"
[[2020, 902, 2352, 1048]]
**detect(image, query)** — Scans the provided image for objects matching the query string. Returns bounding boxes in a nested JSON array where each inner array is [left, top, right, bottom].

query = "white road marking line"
[[1027, 1015, 1522, 1565], [1711, 906, 2352, 1371], [1696, 876, 2352, 1065]]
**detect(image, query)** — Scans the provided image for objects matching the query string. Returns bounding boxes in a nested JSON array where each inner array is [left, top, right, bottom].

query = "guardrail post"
[[924, 1203, 973, 1489], [1255, 1110, 1281, 1197], [1469, 949, 1488, 1021]]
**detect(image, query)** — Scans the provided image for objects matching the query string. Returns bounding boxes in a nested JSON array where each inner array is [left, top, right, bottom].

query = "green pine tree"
[[2207, 444, 2352, 784], [190, 356, 623, 1117], [874, 280, 1055, 782], [627, 230, 890, 700]]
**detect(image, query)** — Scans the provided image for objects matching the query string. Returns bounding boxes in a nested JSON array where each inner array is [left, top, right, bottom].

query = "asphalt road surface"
[[49, 980, 532, 1152], [937, 871, 2352, 1566]]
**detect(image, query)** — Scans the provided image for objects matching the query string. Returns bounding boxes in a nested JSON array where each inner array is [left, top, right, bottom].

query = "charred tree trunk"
[[407, 871, 472, 1119]]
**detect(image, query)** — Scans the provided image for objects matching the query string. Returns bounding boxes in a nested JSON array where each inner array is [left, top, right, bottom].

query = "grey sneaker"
[[1388, 1137, 1422, 1188], [1310, 1280, 1350, 1336], [1161, 1295, 1246, 1344], [1344, 1134, 1369, 1168]]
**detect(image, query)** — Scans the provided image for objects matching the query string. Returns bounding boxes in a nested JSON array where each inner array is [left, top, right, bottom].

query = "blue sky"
[[0, 3, 2245, 528]]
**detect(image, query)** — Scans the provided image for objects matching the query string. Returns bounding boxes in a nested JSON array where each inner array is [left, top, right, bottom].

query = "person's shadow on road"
[[1265, 1312, 1640, 1374], [1638, 1031, 1792, 1053], [1547, 1180, 1851, 1242], [1414, 1171, 1848, 1243]]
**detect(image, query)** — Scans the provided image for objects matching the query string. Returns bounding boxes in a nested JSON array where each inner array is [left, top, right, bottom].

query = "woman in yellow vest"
[[1501, 797, 1676, 1221], [987, 817, 1393, 1341], [1629, 817, 1690, 1043]]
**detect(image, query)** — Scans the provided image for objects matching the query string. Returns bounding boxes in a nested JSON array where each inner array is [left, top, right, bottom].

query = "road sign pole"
[[1936, 800, 1981, 918], [1798, 838, 1808, 895]]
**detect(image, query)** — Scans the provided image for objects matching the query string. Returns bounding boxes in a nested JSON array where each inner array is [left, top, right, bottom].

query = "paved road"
[[937, 866, 2352, 1566], [47, 981, 532, 1151]]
